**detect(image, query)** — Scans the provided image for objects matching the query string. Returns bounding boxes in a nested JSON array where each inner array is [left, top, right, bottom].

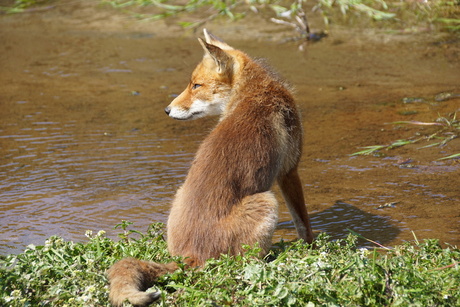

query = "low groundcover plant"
[[1, 222, 459, 306]]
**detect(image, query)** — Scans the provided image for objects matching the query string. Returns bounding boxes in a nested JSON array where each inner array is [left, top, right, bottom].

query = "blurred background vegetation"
[[1, 0, 459, 37]]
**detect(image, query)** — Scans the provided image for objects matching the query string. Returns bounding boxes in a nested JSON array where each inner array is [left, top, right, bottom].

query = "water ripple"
[[0, 123, 194, 254]]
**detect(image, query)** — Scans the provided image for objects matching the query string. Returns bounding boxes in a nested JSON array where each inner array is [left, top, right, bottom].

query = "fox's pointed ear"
[[198, 38, 233, 76], [203, 28, 234, 50]]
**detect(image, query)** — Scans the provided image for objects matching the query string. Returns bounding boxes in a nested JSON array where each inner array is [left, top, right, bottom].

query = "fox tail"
[[107, 258, 178, 307]]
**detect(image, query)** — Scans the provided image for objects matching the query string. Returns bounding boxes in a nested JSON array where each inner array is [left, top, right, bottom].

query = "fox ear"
[[198, 38, 233, 76], [203, 28, 234, 51]]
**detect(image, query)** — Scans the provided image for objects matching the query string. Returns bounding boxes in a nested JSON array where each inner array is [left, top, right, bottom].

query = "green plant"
[[313, 0, 395, 26], [0, 0, 50, 13], [101, 0, 249, 27], [101, 0, 398, 30], [352, 112, 460, 160], [436, 17, 460, 31], [0, 222, 174, 306], [1, 223, 459, 306], [350, 139, 416, 156]]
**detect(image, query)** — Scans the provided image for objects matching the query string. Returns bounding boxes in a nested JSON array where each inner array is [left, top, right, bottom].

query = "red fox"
[[107, 29, 314, 306]]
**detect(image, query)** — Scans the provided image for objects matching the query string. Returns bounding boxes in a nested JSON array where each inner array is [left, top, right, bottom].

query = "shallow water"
[[1, 2, 459, 254]]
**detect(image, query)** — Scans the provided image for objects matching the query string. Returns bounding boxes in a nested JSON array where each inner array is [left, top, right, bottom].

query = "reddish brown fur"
[[107, 30, 314, 306]]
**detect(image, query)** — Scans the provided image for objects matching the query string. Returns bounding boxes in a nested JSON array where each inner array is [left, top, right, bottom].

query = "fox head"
[[165, 29, 239, 121]]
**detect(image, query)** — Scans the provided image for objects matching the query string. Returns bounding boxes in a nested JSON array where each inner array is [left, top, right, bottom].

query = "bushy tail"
[[107, 258, 178, 307]]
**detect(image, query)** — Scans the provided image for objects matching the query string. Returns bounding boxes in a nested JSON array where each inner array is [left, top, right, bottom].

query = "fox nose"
[[164, 106, 171, 115]]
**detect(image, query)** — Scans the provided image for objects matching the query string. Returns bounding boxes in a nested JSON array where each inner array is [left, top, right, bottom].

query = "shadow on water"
[[278, 201, 401, 247]]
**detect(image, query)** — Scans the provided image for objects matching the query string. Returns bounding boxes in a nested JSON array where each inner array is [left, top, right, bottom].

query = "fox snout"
[[164, 102, 199, 121]]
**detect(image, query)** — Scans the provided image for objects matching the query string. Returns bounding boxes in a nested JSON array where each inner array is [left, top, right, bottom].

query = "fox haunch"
[[107, 29, 314, 306]]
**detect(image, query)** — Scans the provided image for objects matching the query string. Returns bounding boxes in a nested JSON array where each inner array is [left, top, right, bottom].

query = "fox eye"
[[191, 84, 202, 90]]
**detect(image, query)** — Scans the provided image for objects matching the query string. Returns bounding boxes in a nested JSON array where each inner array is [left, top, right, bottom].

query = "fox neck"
[[219, 54, 286, 121]]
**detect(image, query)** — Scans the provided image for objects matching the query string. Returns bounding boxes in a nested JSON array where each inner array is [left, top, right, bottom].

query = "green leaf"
[[437, 153, 460, 160]]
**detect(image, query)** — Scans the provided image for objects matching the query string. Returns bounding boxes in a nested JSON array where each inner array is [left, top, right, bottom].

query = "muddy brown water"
[[1, 2, 459, 254]]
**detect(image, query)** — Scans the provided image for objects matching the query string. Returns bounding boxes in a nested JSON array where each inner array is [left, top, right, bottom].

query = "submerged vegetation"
[[1, 222, 459, 306], [352, 94, 460, 160]]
